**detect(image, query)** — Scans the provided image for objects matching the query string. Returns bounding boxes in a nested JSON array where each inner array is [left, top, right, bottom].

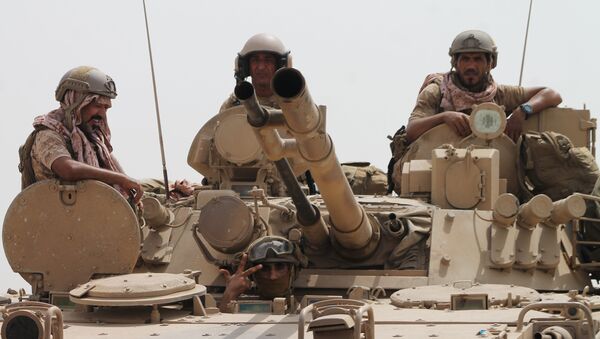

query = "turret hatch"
[[391, 282, 541, 309]]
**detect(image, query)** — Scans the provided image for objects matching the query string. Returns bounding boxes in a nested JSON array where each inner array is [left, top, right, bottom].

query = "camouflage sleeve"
[[408, 83, 442, 122], [496, 85, 527, 113], [218, 93, 241, 113], [31, 130, 72, 171]]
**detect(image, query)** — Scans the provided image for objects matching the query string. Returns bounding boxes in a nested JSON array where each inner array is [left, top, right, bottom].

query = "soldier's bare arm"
[[522, 86, 563, 110], [505, 87, 562, 141], [51, 156, 143, 203], [406, 111, 471, 142], [218, 253, 263, 313]]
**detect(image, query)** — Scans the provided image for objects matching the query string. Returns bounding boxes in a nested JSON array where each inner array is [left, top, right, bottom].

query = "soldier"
[[220, 33, 292, 112], [405, 30, 562, 143], [218, 33, 385, 195], [218, 236, 300, 313], [207, 33, 322, 195], [19, 66, 143, 203]]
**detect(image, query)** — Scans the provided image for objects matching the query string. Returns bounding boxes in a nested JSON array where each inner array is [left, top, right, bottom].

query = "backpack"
[[518, 131, 599, 201], [18, 127, 74, 190], [341, 163, 388, 195]]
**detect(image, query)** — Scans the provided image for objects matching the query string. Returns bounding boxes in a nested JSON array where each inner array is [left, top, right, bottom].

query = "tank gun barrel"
[[235, 80, 329, 249], [234, 81, 298, 164], [271, 68, 377, 255], [234, 81, 269, 127]]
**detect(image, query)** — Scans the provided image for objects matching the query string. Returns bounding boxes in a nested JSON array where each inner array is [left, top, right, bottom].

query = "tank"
[[2, 67, 600, 339]]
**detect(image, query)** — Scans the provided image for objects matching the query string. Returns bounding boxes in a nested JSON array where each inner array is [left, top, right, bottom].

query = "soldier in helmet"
[[218, 236, 300, 313], [19, 66, 143, 203], [405, 29, 562, 143], [201, 33, 320, 195], [219, 33, 292, 112]]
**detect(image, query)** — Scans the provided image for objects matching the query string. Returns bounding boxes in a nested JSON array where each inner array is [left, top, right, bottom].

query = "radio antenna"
[[518, 0, 534, 86], [142, 0, 170, 200]]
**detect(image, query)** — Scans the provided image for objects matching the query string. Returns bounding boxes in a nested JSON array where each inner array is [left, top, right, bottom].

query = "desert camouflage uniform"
[[409, 83, 527, 121], [390, 82, 528, 195], [30, 129, 72, 182], [219, 93, 279, 113]]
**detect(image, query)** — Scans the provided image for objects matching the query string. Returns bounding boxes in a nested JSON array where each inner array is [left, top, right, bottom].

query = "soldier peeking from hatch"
[[188, 33, 321, 196], [218, 236, 302, 313], [219, 33, 291, 112], [210, 33, 386, 196], [405, 29, 562, 143], [19, 66, 143, 204]]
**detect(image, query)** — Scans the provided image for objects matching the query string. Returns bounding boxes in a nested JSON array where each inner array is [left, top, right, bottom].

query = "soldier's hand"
[[117, 175, 143, 204], [505, 110, 525, 142], [219, 253, 262, 299], [170, 179, 194, 197], [442, 111, 471, 137]]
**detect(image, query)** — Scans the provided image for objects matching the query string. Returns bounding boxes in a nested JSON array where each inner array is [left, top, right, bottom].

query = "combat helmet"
[[449, 30, 498, 69], [234, 33, 292, 81], [55, 66, 117, 102], [247, 235, 299, 266]]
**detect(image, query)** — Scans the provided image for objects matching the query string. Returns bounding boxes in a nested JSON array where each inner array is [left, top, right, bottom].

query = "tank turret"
[[187, 102, 309, 196]]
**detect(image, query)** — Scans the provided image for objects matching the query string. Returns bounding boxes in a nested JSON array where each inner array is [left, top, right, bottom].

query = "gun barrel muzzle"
[[272, 68, 376, 253]]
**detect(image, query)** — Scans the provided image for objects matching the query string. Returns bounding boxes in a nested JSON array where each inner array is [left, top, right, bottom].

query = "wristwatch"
[[519, 103, 534, 120]]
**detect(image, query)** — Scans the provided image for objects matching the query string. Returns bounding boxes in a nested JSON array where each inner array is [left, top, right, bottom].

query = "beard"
[[254, 275, 292, 299], [455, 71, 489, 92], [80, 119, 107, 143]]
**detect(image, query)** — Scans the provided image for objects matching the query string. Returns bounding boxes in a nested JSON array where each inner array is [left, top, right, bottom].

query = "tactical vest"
[[388, 126, 410, 194], [18, 127, 75, 190]]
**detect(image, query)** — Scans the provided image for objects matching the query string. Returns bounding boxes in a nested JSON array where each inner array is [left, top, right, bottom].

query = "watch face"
[[520, 104, 533, 115]]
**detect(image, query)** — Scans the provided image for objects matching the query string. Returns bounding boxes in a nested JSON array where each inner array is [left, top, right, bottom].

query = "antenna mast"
[[142, 0, 170, 200], [518, 0, 534, 86]]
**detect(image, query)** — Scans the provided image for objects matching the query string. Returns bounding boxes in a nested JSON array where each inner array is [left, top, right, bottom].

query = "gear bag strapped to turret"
[[341, 162, 388, 195], [518, 131, 599, 201]]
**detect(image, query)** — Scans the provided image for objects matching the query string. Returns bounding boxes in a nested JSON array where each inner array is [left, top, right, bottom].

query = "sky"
[[1, 0, 599, 290]]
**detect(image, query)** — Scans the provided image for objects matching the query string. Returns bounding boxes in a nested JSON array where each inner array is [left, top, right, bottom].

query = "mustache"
[[464, 69, 479, 76], [80, 119, 108, 141], [253, 71, 271, 77]]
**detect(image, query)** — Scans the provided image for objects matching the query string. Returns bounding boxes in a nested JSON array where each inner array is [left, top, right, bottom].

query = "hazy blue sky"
[[1, 0, 598, 289]]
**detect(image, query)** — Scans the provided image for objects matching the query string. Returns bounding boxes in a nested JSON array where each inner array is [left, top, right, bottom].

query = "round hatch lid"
[[391, 282, 541, 309], [3, 179, 140, 293], [70, 273, 206, 306], [196, 195, 254, 253], [214, 112, 262, 165]]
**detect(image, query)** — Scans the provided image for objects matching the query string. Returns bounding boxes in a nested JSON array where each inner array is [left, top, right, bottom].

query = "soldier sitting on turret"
[[218, 236, 301, 313], [19, 66, 143, 203], [405, 29, 562, 144], [391, 30, 563, 193]]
